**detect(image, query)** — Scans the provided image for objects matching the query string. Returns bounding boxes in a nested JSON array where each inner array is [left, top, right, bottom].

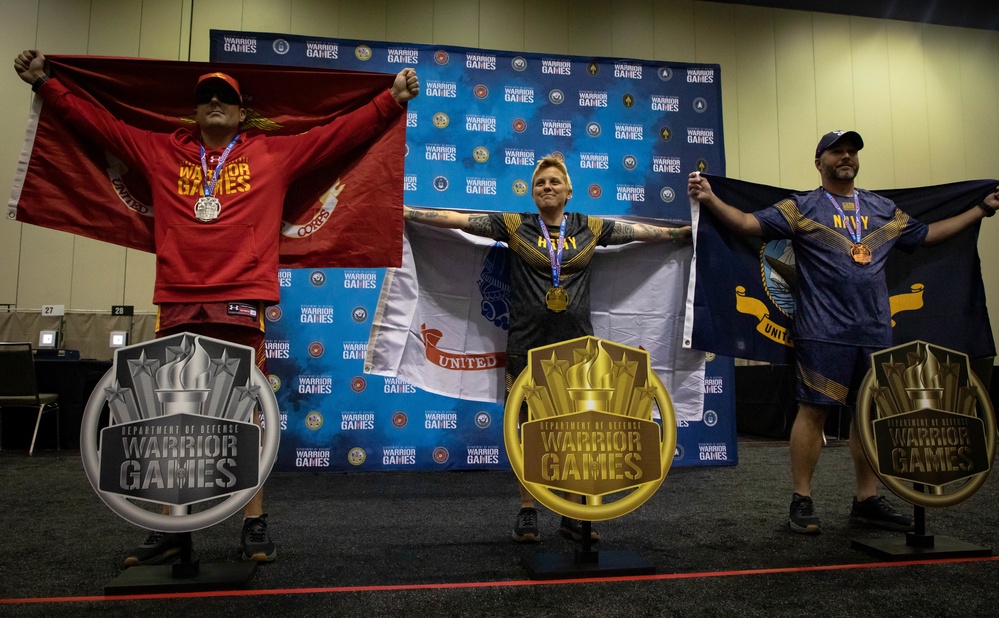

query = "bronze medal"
[[194, 196, 221, 222], [545, 286, 569, 312], [851, 242, 871, 265]]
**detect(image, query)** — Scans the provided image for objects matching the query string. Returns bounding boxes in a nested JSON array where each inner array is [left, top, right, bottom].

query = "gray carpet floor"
[[2, 440, 998, 617]]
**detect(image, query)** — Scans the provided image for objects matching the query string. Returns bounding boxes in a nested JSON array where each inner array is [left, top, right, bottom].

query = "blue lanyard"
[[200, 134, 241, 198], [537, 214, 567, 288], [823, 190, 863, 244]]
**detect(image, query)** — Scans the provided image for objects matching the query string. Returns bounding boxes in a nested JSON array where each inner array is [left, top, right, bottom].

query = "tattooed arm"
[[403, 206, 497, 238], [607, 220, 693, 245]]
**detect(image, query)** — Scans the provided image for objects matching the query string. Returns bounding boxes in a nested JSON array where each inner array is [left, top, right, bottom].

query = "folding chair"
[[0, 342, 60, 455]]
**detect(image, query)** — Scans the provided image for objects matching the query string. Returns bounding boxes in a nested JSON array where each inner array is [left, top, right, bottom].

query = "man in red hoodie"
[[14, 49, 420, 565]]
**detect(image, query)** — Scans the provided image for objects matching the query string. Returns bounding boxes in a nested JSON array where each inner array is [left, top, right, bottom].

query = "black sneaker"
[[789, 493, 821, 534], [559, 517, 601, 543], [850, 495, 914, 531], [241, 515, 277, 562], [123, 531, 185, 566], [512, 507, 540, 542]]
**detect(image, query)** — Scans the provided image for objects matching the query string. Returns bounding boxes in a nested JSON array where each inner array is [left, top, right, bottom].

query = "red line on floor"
[[3, 555, 998, 605]]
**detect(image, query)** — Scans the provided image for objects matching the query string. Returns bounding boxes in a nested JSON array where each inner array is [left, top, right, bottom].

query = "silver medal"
[[194, 196, 221, 222]]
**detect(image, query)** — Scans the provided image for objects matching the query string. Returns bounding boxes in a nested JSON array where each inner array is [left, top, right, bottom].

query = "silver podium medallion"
[[194, 196, 221, 222]]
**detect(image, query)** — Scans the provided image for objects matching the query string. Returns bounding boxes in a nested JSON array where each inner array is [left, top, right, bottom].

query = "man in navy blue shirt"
[[688, 131, 999, 534]]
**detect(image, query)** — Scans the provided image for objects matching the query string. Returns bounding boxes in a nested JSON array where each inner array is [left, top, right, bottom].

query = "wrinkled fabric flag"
[[684, 175, 997, 364], [366, 215, 706, 421], [8, 55, 405, 268]]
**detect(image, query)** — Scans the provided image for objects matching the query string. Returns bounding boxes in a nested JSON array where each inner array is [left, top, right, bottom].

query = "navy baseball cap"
[[815, 130, 864, 158]]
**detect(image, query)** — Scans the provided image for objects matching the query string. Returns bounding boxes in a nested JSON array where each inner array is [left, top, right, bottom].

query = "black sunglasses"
[[196, 88, 241, 106]]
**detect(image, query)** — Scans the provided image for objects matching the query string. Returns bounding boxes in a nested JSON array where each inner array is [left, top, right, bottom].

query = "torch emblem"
[[505, 336, 676, 521], [856, 341, 995, 508], [81, 333, 280, 533]]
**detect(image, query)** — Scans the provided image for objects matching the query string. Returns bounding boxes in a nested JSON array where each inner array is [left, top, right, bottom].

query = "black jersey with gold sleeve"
[[485, 211, 615, 355]]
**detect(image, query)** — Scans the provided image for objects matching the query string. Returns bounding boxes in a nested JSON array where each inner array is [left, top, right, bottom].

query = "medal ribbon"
[[537, 215, 567, 288], [823, 190, 863, 244], [200, 134, 241, 198]]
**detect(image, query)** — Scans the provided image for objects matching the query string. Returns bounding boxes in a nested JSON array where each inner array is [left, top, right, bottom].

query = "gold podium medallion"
[[856, 341, 996, 508], [504, 336, 677, 521]]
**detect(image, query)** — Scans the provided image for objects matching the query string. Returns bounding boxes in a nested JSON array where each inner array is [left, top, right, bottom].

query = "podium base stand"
[[104, 560, 257, 595], [522, 549, 656, 580], [851, 534, 992, 561]]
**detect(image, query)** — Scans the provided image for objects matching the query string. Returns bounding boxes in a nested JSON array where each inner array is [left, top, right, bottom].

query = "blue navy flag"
[[684, 175, 997, 364]]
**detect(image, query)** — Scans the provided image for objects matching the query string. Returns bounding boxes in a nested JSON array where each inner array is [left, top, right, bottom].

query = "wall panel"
[[849, 17, 894, 188], [524, 0, 568, 54], [958, 30, 998, 181], [692, 1, 740, 178], [89, 0, 143, 55], [885, 21, 930, 188], [568, 0, 613, 58], [811, 13, 855, 136], [773, 8, 817, 189], [241, 0, 292, 35], [123, 250, 156, 312], [611, 0, 655, 60], [289, 0, 340, 37], [138, 0, 187, 60], [338, 1, 388, 40], [386, 0, 434, 45], [432, 0, 479, 47], [36, 0, 92, 52], [70, 237, 127, 310], [653, 0, 696, 63], [732, 4, 779, 185], [923, 25, 967, 184], [480, 0, 525, 52], [190, 0, 243, 61], [17, 227, 75, 310]]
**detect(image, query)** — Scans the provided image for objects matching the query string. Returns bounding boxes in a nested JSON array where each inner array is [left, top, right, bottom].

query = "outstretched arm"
[[687, 172, 763, 236], [922, 187, 999, 246], [403, 206, 496, 238], [607, 220, 692, 244]]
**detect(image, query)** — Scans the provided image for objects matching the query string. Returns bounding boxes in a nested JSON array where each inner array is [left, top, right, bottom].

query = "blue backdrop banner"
[[211, 30, 736, 471]]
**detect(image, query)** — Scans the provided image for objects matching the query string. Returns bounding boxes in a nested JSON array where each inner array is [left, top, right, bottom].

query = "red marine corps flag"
[[7, 55, 405, 267]]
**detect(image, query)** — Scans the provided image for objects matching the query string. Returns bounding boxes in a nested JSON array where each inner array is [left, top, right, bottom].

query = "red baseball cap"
[[195, 72, 242, 103]]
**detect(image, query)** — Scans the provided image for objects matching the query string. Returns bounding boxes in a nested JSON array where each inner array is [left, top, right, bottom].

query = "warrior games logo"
[[505, 336, 676, 522], [856, 341, 996, 508], [80, 333, 280, 533]]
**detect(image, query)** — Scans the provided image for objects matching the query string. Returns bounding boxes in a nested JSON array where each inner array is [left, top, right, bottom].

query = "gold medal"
[[545, 286, 569, 312], [851, 242, 871, 265]]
